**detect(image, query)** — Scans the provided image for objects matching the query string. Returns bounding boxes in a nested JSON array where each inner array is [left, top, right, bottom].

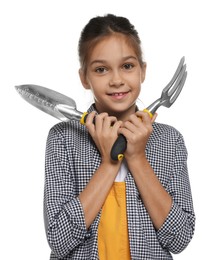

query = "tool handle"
[[110, 109, 153, 161], [80, 110, 153, 161], [80, 112, 89, 125], [110, 134, 127, 161], [80, 112, 127, 161]]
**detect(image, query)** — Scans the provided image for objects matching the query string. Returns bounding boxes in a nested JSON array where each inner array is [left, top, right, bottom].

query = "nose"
[[109, 70, 124, 87]]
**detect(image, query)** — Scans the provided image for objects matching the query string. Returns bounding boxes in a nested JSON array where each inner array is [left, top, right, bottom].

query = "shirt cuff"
[[63, 197, 89, 240], [156, 201, 187, 248]]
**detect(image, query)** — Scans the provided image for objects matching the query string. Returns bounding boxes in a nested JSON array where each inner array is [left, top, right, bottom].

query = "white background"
[[1, 0, 212, 259]]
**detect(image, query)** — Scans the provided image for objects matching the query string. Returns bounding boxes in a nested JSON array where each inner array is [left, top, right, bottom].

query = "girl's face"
[[79, 34, 146, 121]]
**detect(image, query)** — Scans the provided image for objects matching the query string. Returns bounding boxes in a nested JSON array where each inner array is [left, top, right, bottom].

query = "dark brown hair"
[[78, 14, 144, 75]]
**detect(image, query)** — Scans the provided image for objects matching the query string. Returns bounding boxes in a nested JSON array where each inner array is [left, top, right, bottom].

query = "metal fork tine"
[[146, 57, 187, 113], [168, 64, 186, 96], [162, 56, 185, 93], [169, 71, 187, 104]]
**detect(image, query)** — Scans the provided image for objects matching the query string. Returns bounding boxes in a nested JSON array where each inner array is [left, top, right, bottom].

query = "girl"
[[44, 14, 195, 259]]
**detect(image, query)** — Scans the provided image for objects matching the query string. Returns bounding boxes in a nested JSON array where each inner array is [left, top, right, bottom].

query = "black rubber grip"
[[81, 113, 127, 161], [110, 134, 127, 161]]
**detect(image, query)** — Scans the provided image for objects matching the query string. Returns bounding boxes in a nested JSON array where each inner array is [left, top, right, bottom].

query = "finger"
[[85, 111, 96, 125], [122, 120, 138, 133], [126, 113, 142, 127], [102, 116, 117, 129], [117, 127, 131, 140], [136, 111, 152, 124], [84, 111, 96, 133], [110, 120, 123, 134], [151, 113, 158, 123], [94, 112, 108, 131]]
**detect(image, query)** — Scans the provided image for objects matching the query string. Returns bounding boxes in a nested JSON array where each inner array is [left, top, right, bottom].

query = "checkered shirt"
[[44, 105, 195, 259]]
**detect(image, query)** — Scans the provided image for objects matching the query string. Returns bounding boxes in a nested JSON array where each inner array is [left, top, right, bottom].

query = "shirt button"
[[85, 231, 91, 239]]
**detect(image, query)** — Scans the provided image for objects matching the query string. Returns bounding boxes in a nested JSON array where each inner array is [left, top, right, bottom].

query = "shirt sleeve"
[[156, 133, 195, 254], [44, 126, 89, 258]]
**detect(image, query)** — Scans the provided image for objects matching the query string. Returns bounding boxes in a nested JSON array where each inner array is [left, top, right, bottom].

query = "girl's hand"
[[118, 111, 157, 161], [85, 111, 123, 164]]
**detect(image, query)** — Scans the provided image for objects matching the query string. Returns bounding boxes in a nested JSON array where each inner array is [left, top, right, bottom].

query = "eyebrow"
[[89, 55, 138, 66]]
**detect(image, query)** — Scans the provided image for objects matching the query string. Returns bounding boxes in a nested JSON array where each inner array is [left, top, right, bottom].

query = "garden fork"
[[110, 56, 187, 161]]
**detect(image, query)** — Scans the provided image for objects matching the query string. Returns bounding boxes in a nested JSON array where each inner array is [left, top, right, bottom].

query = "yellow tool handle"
[[80, 112, 89, 125], [142, 109, 153, 119]]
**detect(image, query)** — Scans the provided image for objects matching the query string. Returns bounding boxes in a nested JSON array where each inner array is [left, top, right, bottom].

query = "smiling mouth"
[[108, 91, 130, 98]]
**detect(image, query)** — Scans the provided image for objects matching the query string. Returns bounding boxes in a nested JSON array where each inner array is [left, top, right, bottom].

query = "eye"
[[123, 63, 134, 70], [95, 67, 108, 73]]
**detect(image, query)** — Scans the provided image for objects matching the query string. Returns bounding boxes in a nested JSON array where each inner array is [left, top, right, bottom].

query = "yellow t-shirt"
[[98, 182, 131, 260]]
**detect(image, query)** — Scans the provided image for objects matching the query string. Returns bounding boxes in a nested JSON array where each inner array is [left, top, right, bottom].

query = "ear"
[[140, 62, 147, 83], [79, 68, 90, 89]]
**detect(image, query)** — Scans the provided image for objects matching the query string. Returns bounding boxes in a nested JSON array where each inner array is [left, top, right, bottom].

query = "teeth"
[[113, 93, 124, 96]]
